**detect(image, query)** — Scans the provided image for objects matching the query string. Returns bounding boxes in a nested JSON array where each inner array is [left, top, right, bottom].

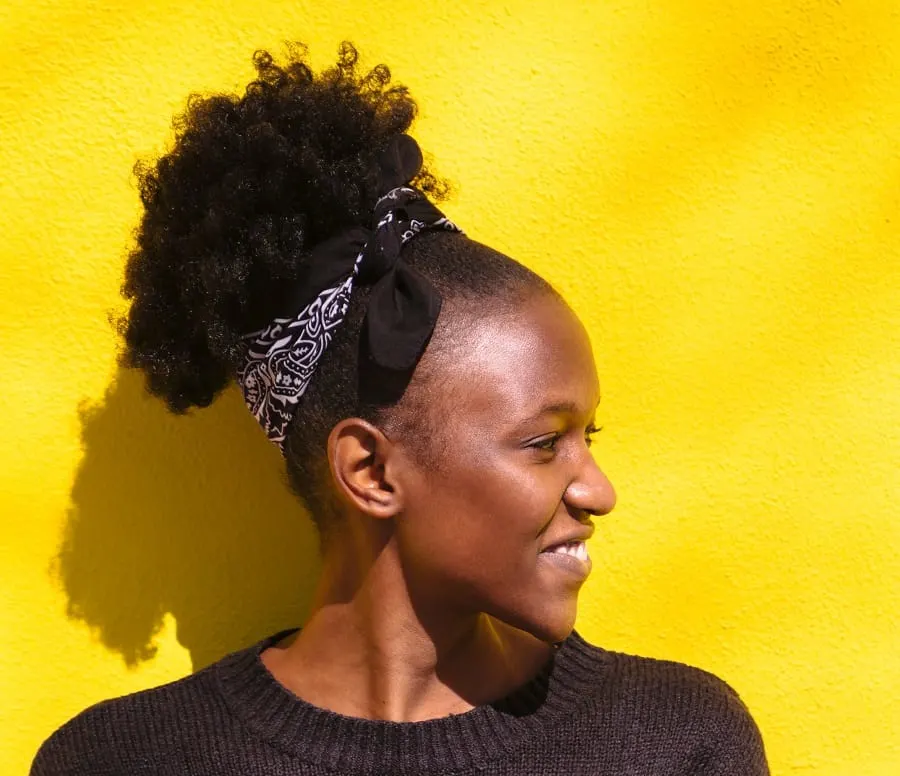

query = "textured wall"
[[1, 1, 898, 773]]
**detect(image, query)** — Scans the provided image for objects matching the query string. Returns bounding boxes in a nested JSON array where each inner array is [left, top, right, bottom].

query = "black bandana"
[[236, 136, 463, 451]]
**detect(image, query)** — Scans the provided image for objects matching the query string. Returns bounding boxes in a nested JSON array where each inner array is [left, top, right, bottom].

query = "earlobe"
[[327, 419, 403, 518]]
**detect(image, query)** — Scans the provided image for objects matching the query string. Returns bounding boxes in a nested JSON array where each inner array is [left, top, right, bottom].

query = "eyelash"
[[531, 425, 603, 453], [585, 424, 604, 447]]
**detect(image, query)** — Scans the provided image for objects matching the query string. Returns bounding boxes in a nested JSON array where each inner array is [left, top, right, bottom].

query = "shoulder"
[[30, 662, 227, 776], [571, 635, 769, 773], [602, 647, 748, 705]]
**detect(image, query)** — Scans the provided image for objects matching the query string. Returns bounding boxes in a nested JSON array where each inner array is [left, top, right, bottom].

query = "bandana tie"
[[236, 135, 463, 451]]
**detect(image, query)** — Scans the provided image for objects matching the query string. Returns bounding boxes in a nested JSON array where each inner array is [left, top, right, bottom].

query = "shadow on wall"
[[55, 367, 322, 671]]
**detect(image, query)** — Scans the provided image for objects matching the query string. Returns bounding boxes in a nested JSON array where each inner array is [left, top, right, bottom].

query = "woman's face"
[[393, 291, 617, 643]]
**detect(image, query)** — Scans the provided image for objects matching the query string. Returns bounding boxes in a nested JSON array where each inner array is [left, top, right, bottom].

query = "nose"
[[564, 456, 617, 518]]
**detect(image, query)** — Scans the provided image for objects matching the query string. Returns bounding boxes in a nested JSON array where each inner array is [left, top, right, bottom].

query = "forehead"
[[440, 293, 600, 424]]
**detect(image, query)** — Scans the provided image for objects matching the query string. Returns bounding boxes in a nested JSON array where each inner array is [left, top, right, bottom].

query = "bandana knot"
[[236, 136, 463, 452]]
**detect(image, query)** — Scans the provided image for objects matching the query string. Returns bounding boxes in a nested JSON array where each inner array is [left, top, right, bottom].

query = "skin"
[[261, 290, 617, 722]]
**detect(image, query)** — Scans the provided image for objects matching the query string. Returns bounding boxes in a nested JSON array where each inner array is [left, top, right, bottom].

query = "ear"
[[326, 418, 403, 519]]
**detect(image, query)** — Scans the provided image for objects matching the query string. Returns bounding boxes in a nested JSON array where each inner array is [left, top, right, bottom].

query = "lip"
[[537, 546, 593, 581], [540, 523, 595, 553]]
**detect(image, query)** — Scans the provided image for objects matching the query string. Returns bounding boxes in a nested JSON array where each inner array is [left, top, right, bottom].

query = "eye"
[[585, 424, 603, 448], [528, 433, 562, 453]]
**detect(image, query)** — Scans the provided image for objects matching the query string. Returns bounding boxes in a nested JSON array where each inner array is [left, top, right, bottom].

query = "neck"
[[261, 519, 552, 722]]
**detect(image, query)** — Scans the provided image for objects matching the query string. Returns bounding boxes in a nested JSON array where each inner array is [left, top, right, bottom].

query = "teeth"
[[549, 541, 589, 562]]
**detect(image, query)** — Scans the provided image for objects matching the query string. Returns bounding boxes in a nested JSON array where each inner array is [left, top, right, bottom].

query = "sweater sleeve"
[[29, 696, 144, 776], [30, 717, 114, 776], [690, 679, 769, 776]]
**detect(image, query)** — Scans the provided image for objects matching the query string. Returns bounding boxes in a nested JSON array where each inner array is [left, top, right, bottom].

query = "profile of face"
[[379, 290, 617, 644]]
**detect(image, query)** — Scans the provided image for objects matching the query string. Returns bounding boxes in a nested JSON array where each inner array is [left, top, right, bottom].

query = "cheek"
[[404, 454, 562, 578]]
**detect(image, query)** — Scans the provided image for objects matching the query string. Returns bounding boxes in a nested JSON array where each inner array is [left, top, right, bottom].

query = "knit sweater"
[[31, 628, 768, 775]]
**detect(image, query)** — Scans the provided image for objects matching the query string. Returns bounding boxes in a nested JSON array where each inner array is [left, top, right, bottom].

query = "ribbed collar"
[[216, 627, 607, 773]]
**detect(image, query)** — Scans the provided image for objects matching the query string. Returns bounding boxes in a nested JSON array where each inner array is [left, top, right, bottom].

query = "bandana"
[[236, 135, 463, 451]]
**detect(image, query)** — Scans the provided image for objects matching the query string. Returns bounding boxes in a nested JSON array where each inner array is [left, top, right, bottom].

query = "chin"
[[496, 599, 579, 645]]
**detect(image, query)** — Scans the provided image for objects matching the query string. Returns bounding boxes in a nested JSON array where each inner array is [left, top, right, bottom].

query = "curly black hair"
[[118, 42, 551, 543]]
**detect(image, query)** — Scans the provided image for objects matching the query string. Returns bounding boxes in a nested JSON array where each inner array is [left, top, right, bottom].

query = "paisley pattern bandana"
[[236, 136, 463, 452]]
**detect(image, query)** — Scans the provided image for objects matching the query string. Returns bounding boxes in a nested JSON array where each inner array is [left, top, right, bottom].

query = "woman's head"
[[327, 287, 616, 642], [120, 42, 615, 642]]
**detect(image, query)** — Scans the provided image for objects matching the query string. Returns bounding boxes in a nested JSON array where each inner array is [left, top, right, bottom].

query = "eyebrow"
[[517, 398, 601, 427]]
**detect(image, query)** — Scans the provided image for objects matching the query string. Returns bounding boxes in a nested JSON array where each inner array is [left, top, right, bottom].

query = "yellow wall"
[[2, 1, 898, 773]]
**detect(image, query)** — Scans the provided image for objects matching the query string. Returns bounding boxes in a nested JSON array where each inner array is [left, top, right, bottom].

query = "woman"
[[33, 43, 768, 775]]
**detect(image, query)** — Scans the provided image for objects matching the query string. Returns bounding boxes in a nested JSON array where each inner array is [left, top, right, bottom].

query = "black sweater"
[[32, 629, 768, 775]]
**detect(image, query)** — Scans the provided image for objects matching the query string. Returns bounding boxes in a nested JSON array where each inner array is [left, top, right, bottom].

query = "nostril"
[[568, 507, 597, 524]]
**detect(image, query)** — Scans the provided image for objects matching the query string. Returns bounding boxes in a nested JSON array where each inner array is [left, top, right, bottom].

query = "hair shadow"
[[55, 367, 320, 671]]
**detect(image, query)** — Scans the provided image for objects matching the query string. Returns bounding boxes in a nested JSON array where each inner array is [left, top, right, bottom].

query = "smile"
[[538, 541, 592, 579], [544, 541, 589, 561]]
